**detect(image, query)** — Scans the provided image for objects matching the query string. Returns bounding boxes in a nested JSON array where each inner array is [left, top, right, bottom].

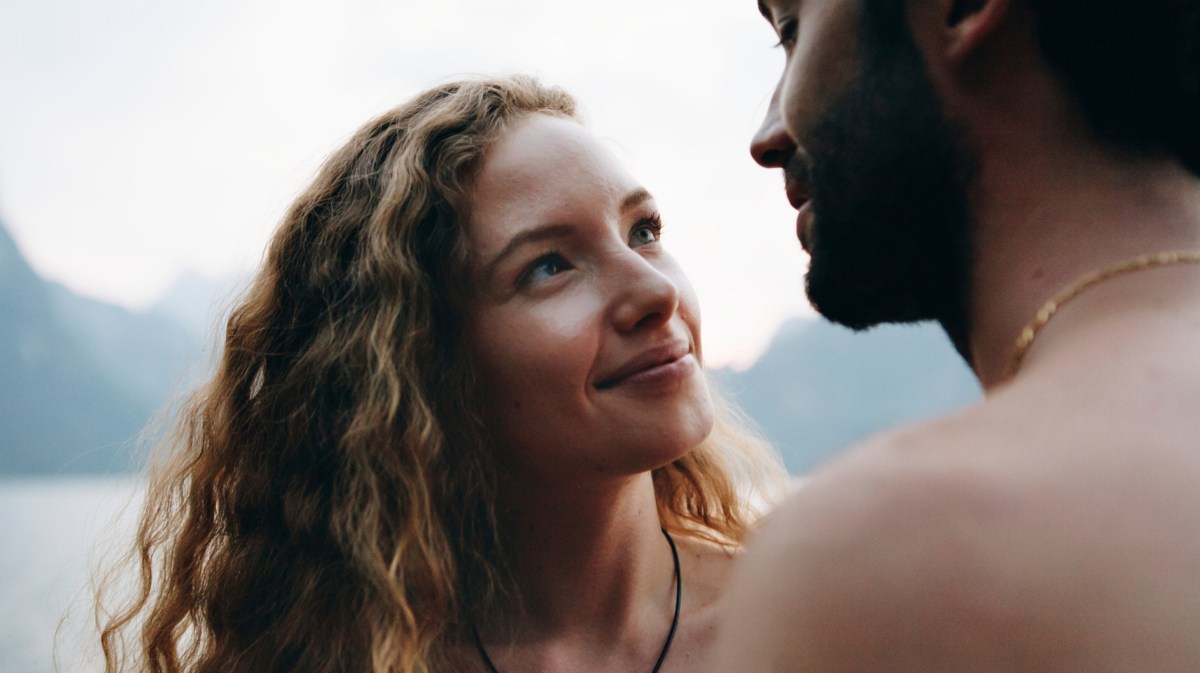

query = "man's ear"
[[942, 0, 1012, 61]]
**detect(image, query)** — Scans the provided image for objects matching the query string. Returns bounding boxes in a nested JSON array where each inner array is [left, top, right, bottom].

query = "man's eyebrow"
[[482, 223, 576, 280], [758, 0, 773, 22]]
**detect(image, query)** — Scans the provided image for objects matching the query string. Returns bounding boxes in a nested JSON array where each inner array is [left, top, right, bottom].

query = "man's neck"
[[964, 144, 1200, 389]]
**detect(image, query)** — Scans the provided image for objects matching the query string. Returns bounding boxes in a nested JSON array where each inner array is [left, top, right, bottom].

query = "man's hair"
[[1028, 0, 1200, 174]]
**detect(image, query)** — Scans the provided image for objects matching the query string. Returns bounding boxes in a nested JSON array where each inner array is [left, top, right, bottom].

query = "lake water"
[[0, 475, 796, 673], [0, 477, 142, 673]]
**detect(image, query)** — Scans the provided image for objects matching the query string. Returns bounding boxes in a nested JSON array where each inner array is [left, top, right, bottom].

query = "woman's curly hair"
[[95, 75, 784, 673]]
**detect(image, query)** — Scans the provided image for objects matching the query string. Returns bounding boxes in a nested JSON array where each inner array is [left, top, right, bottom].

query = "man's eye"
[[774, 18, 798, 51]]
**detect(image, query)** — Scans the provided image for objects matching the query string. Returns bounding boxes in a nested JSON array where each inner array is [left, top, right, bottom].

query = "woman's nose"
[[750, 90, 796, 169], [610, 254, 680, 334]]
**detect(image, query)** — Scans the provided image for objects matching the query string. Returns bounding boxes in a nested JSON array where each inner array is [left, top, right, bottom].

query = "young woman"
[[97, 76, 784, 673]]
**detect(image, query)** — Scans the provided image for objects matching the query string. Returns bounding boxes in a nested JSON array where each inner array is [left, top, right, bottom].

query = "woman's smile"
[[593, 340, 695, 390]]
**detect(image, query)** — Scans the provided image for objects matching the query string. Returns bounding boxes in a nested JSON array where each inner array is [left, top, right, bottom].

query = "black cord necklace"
[[472, 528, 682, 673]]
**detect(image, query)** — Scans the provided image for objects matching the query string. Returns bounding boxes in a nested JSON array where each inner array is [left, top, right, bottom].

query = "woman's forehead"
[[467, 115, 644, 244]]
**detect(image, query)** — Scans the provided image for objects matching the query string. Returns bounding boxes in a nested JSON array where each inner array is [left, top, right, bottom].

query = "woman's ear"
[[942, 0, 1013, 62]]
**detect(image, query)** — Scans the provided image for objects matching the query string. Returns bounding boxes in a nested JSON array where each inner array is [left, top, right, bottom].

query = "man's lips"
[[781, 153, 814, 251], [796, 204, 814, 254], [594, 342, 692, 390], [783, 154, 811, 210], [785, 174, 814, 253], [785, 179, 810, 211]]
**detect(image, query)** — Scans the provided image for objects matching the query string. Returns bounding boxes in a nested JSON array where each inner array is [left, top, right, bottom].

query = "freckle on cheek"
[[513, 400, 521, 410]]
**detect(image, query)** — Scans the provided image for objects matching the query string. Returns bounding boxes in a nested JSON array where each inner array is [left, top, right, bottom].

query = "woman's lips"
[[606, 353, 697, 389], [595, 343, 695, 390]]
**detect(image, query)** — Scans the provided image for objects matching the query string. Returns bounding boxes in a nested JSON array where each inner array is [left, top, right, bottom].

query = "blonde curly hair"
[[96, 75, 784, 673]]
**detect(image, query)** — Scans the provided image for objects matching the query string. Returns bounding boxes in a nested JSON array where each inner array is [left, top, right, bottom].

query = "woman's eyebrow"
[[621, 187, 653, 212]]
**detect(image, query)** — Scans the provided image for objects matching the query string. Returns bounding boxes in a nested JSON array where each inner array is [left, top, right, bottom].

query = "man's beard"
[[797, 1, 977, 356]]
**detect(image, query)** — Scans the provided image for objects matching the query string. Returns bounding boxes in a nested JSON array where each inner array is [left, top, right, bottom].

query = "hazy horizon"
[[0, 0, 818, 370]]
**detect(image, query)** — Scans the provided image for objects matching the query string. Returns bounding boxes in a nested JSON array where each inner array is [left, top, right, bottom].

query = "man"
[[710, 0, 1200, 671]]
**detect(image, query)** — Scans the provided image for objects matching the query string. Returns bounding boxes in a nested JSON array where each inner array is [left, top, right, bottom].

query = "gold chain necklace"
[[1005, 249, 1200, 380]]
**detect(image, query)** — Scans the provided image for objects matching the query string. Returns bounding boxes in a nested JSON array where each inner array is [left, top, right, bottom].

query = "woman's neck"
[[488, 471, 676, 641]]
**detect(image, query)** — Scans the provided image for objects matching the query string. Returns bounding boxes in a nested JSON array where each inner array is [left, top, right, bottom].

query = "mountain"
[[47, 282, 203, 408], [1, 216, 982, 476], [151, 269, 246, 343], [716, 318, 982, 474], [0, 222, 201, 474]]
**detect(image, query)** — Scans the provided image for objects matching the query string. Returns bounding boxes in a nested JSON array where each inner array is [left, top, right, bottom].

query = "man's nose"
[[750, 91, 796, 169]]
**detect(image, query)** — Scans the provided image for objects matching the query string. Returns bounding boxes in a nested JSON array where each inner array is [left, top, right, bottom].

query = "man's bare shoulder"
[[708, 409, 1082, 672], [710, 388, 1200, 672], [765, 402, 1031, 547]]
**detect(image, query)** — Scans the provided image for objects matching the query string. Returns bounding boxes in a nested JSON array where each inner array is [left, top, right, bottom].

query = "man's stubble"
[[798, 0, 978, 357]]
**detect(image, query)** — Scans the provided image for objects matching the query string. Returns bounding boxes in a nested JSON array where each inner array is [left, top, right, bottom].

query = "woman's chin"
[[643, 395, 717, 471]]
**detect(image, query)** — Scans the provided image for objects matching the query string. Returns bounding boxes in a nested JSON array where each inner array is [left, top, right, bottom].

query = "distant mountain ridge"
[[1, 219, 981, 475], [152, 269, 248, 342], [716, 318, 982, 473], [0, 221, 202, 474]]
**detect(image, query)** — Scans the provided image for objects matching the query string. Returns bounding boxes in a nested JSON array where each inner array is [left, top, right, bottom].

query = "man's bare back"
[[712, 0, 1200, 670]]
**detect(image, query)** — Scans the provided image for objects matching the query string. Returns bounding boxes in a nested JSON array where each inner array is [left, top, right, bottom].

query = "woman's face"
[[464, 114, 714, 482]]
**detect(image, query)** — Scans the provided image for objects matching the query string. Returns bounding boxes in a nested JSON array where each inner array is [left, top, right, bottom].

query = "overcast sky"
[[0, 0, 815, 369]]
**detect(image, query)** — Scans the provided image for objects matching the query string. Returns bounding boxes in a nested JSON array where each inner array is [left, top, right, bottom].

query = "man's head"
[[751, 0, 1200, 351], [752, 0, 976, 351]]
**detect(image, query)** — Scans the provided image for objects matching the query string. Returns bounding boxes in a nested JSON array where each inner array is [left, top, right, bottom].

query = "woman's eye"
[[630, 218, 662, 247], [520, 253, 569, 286]]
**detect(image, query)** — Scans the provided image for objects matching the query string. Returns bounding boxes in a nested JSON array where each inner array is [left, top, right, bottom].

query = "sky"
[[0, 0, 815, 369]]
